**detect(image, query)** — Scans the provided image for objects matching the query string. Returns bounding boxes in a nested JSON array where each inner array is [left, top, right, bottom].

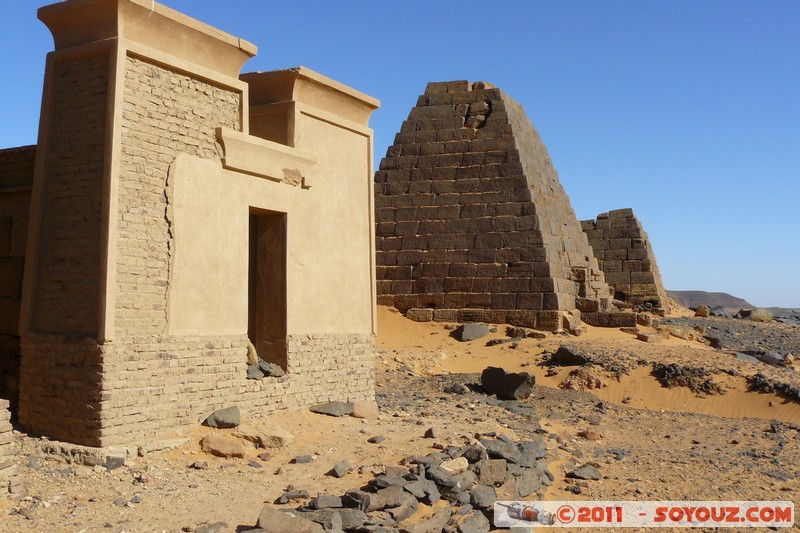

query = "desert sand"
[[2, 305, 799, 532], [377, 306, 800, 425]]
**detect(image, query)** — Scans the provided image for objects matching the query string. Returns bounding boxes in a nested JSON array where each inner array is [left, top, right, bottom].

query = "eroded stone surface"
[[582, 209, 666, 309], [199, 435, 246, 459], [375, 80, 612, 330]]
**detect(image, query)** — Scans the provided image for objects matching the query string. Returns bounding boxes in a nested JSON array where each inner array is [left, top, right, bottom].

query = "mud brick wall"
[[19, 50, 111, 444], [0, 145, 35, 411], [20, 334, 104, 444], [581, 208, 667, 308], [375, 80, 610, 329], [30, 54, 107, 336], [0, 399, 23, 499]]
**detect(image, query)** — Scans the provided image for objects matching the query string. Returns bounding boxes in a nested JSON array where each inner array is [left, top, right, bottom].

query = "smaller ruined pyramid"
[[375, 80, 612, 330], [581, 209, 667, 309]]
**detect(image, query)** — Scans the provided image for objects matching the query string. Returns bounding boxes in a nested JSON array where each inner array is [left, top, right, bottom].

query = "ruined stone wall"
[[0, 146, 35, 411], [581, 208, 667, 308], [0, 399, 23, 500], [375, 81, 610, 330]]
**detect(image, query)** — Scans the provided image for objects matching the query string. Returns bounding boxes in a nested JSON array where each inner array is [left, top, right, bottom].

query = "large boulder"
[[551, 345, 593, 365], [479, 439, 523, 464], [451, 510, 490, 533], [234, 421, 294, 449], [480, 367, 536, 400], [350, 400, 379, 419], [709, 306, 732, 318], [399, 502, 452, 533], [294, 509, 342, 532], [455, 323, 490, 342], [754, 351, 785, 367], [310, 401, 354, 417], [567, 464, 602, 481], [469, 485, 496, 509], [734, 352, 760, 364], [256, 506, 324, 533], [203, 406, 240, 428], [515, 468, 542, 497], [475, 459, 507, 487], [200, 435, 246, 458]]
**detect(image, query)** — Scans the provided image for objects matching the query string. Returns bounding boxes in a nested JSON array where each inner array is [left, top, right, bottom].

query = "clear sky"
[[1, 1, 798, 308]]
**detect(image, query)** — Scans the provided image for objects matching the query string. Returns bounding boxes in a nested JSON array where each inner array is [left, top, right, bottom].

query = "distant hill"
[[667, 290, 754, 309]]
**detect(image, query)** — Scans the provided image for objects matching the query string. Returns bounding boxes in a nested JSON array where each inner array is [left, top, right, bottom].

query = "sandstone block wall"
[[581, 208, 667, 308], [0, 399, 23, 499], [375, 80, 611, 330], [0, 146, 35, 411]]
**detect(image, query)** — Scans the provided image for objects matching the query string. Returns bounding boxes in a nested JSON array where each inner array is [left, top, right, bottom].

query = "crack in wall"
[[163, 162, 174, 328]]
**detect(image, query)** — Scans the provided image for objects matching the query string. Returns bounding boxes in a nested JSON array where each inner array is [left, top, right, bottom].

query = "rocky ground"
[[1, 309, 799, 532], [660, 315, 800, 355]]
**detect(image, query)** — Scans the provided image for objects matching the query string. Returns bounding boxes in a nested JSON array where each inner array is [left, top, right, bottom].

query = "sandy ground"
[[2, 306, 799, 532], [376, 306, 800, 425]]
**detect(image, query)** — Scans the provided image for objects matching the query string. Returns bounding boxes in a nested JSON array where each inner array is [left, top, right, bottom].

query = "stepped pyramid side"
[[375, 80, 611, 330], [502, 91, 612, 313], [581, 209, 667, 309]]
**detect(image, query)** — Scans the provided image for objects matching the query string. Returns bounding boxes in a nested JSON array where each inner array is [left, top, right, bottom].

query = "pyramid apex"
[[423, 80, 498, 95]]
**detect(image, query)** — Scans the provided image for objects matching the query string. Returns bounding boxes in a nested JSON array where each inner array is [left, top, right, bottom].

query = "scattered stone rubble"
[[247, 357, 287, 381], [247, 432, 554, 533], [9, 342, 800, 530], [651, 363, 726, 396], [661, 316, 800, 357]]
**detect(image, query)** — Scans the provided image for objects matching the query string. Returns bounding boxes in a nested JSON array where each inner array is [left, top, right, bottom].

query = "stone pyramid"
[[581, 208, 667, 310], [375, 80, 612, 330]]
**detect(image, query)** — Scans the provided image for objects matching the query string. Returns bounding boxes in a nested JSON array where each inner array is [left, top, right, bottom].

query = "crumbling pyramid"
[[581, 208, 667, 309], [375, 80, 612, 330]]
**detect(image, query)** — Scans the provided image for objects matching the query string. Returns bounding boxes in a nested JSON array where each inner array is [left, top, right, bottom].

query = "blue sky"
[[1, 1, 798, 307]]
